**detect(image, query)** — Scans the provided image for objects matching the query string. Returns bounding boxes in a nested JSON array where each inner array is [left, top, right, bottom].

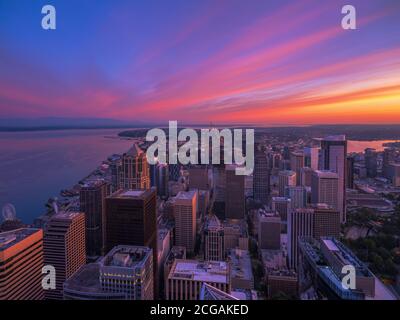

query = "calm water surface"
[[0, 129, 135, 223]]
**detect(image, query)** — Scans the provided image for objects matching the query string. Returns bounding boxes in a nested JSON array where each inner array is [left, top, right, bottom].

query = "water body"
[[347, 140, 400, 153], [0, 129, 135, 224], [0, 129, 397, 224]]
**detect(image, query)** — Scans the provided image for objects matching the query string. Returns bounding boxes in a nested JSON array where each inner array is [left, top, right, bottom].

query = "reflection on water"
[[0, 129, 135, 223], [347, 140, 400, 153]]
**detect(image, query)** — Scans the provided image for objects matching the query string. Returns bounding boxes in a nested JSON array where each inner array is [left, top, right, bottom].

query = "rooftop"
[[101, 246, 152, 268], [170, 259, 229, 284], [313, 170, 339, 178], [175, 189, 197, 201], [0, 228, 41, 251], [124, 144, 143, 157], [110, 188, 154, 200], [63, 263, 102, 293]]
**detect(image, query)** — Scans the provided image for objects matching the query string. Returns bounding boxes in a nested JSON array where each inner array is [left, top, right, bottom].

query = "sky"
[[0, 0, 399, 125]]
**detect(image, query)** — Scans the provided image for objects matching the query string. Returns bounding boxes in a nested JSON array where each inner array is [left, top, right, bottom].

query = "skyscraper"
[[365, 148, 378, 178], [225, 165, 245, 219], [173, 190, 198, 254], [80, 180, 107, 259], [44, 212, 86, 299], [320, 135, 347, 222], [104, 188, 158, 296], [271, 196, 291, 222], [258, 211, 281, 250], [120, 144, 150, 190], [285, 186, 307, 210], [0, 228, 44, 300], [204, 214, 224, 261], [253, 148, 270, 205], [278, 170, 296, 197], [346, 156, 355, 189], [304, 147, 319, 170], [290, 151, 305, 185], [288, 205, 340, 270], [311, 170, 339, 212]]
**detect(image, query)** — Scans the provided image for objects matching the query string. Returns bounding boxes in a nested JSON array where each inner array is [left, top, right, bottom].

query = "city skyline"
[[0, 0, 400, 125]]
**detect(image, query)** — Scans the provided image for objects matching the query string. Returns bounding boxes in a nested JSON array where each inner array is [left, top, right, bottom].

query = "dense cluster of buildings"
[[1, 133, 399, 300]]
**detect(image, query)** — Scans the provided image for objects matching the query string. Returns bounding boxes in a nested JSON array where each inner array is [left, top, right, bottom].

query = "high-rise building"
[[285, 186, 307, 210], [320, 135, 347, 222], [304, 147, 319, 170], [100, 246, 154, 300], [225, 165, 245, 219], [383, 148, 396, 178], [253, 149, 270, 204], [120, 144, 150, 190], [290, 151, 305, 185], [104, 188, 158, 296], [44, 212, 86, 299], [387, 163, 400, 187], [173, 190, 198, 254], [223, 220, 249, 252], [365, 148, 378, 178], [287, 208, 314, 270], [80, 180, 107, 259], [300, 167, 313, 187], [288, 205, 340, 270], [0, 228, 44, 300], [155, 163, 169, 198], [258, 211, 281, 250], [188, 166, 209, 190], [271, 197, 291, 222], [278, 170, 296, 197], [346, 156, 355, 189], [311, 170, 339, 212], [204, 215, 224, 261], [166, 259, 230, 300]]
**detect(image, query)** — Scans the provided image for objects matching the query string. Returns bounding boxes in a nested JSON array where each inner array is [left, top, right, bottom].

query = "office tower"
[[290, 151, 305, 185], [120, 144, 150, 190], [271, 196, 291, 222], [253, 147, 270, 205], [166, 259, 230, 300], [387, 163, 400, 187], [383, 148, 396, 178], [225, 165, 245, 219], [288, 205, 340, 270], [285, 186, 307, 210], [155, 163, 169, 198], [365, 148, 378, 178], [304, 147, 319, 170], [298, 237, 396, 300], [100, 246, 154, 300], [311, 204, 341, 239], [300, 167, 313, 187], [104, 188, 158, 294], [44, 212, 86, 299], [320, 135, 347, 222], [346, 156, 355, 189], [80, 180, 107, 259], [287, 208, 314, 269], [0, 228, 44, 300], [109, 154, 122, 192], [311, 170, 339, 211], [173, 190, 198, 254], [278, 170, 296, 196], [188, 166, 209, 190], [204, 215, 224, 261], [227, 248, 254, 290], [169, 163, 181, 182], [258, 211, 281, 250]]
